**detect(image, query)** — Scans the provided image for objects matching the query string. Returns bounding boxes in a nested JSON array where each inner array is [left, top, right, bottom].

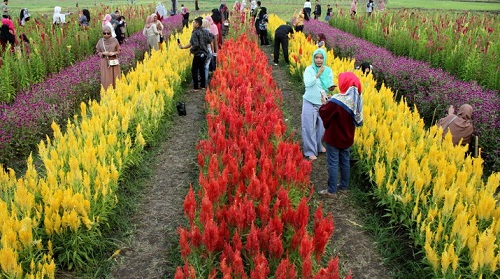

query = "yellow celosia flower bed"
[[0, 30, 192, 277], [268, 14, 500, 278]]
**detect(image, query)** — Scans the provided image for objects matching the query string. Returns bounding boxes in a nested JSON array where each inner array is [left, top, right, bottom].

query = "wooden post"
[[474, 135, 479, 158]]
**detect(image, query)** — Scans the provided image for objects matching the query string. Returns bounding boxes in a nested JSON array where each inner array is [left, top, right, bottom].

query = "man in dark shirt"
[[178, 17, 213, 90], [273, 24, 294, 66], [313, 0, 322, 19]]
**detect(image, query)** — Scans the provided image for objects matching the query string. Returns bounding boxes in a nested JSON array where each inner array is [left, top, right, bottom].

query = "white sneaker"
[[273, 63, 278, 66]]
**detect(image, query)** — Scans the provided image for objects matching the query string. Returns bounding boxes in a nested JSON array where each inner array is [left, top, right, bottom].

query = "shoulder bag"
[[102, 39, 119, 67]]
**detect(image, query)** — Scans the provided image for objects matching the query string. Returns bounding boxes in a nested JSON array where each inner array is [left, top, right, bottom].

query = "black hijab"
[[211, 8, 222, 24]]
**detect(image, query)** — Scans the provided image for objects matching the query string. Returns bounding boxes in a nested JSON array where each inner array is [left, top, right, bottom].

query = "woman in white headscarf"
[[53, 6, 68, 25], [155, 2, 168, 20], [19, 8, 30, 26]]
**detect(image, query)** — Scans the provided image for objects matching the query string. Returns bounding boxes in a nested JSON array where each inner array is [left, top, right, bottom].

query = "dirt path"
[[110, 89, 205, 279], [262, 46, 391, 278]]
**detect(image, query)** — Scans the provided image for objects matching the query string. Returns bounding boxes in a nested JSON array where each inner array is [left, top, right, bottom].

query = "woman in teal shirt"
[[301, 48, 335, 160]]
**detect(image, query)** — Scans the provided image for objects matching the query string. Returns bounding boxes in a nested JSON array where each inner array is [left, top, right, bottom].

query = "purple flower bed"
[[304, 20, 500, 172], [0, 15, 183, 167]]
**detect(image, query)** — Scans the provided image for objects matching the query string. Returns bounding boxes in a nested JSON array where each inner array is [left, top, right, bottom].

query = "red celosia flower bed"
[[175, 34, 351, 279]]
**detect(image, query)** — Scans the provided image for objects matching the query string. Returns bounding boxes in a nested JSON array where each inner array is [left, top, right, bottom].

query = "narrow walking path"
[[261, 45, 392, 278], [111, 89, 205, 279]]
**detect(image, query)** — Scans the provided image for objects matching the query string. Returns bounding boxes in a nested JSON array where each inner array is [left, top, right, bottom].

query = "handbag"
[[102, 39, 120, 67]]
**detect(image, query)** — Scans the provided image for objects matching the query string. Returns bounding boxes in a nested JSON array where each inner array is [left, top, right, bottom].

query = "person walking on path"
[[181, 4, 190, 28], [251, 0, 262, 34], [313, 0, 321, 20], [350, 0, 357, 18], [318, 72, 363, 195], [178, 16, 212, 90], [303, 0, 312, 18], [257, 8, 269, 46], [301, 48, 335, 160], [273, 24, 294, 66], [96, 25, 121, 90], [325, 4, 332, 21]]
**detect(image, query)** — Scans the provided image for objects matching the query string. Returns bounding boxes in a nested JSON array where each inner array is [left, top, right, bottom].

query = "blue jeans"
[[326, 144, 350, 193]]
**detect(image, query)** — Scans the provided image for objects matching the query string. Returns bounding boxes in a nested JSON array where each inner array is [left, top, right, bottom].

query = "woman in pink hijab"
[[350, 0, 357, 18], [102, 14, 116, 37]]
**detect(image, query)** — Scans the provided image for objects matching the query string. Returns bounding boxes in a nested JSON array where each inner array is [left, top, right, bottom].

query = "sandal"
[[308, 155, 317, 160], [320, 147, 326, 153]]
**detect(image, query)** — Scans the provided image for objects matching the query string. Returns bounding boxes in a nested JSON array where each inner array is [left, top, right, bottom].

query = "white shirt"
[[304, 1, 312, 8]]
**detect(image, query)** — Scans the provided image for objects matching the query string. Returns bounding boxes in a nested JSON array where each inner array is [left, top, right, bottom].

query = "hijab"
[[102, 14, 111, 27], [330, 72, 363, 126], [205, 16, 219, 36], [438, 104, 474, 145], [145, 15, 154, 28], [19, 8, 30, 26], [101, 25, 115, 50], [211, 9, 222, 24], [155, 2, 168, 18], [53, 6, 65, 24], [311, 48, 333, 91]]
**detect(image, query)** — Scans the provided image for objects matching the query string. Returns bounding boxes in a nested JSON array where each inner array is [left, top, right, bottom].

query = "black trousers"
[[273, 35, 289, 64], [191, 54, 206, 89], [259, 29, 269, 45], [304, 7, 311, 18]]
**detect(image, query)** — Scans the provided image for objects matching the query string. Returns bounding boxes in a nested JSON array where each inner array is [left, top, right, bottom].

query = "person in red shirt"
[[318, 72, 363, 195]]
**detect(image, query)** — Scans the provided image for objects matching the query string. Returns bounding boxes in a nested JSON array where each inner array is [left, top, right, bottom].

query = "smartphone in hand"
[[177, 38, 181, 44]]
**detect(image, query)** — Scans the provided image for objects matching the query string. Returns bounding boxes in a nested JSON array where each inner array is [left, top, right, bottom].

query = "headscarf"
[[19, 8, 30, 26], [53, 6, 66, 24], [438, 104, 474, 145], [330, 72, 363, 126], [102, 14, 111, 27], [205, 16, 219, 36], [155, 2, 168, 19], [145, 15, 154, 28], [211, 9, 222, 24], [100, 25, 115, 50], [311, 48, 333, 91], [201, 18, 209, 30], [220, 3, 229, 20], [251, 0, 257, 10]]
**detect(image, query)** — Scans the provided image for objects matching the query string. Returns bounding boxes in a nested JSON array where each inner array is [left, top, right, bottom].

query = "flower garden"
[[0, 3, 500, 279]]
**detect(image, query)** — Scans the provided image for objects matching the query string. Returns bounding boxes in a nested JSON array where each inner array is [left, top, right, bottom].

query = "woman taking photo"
[[319, 72, 363, 195]]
